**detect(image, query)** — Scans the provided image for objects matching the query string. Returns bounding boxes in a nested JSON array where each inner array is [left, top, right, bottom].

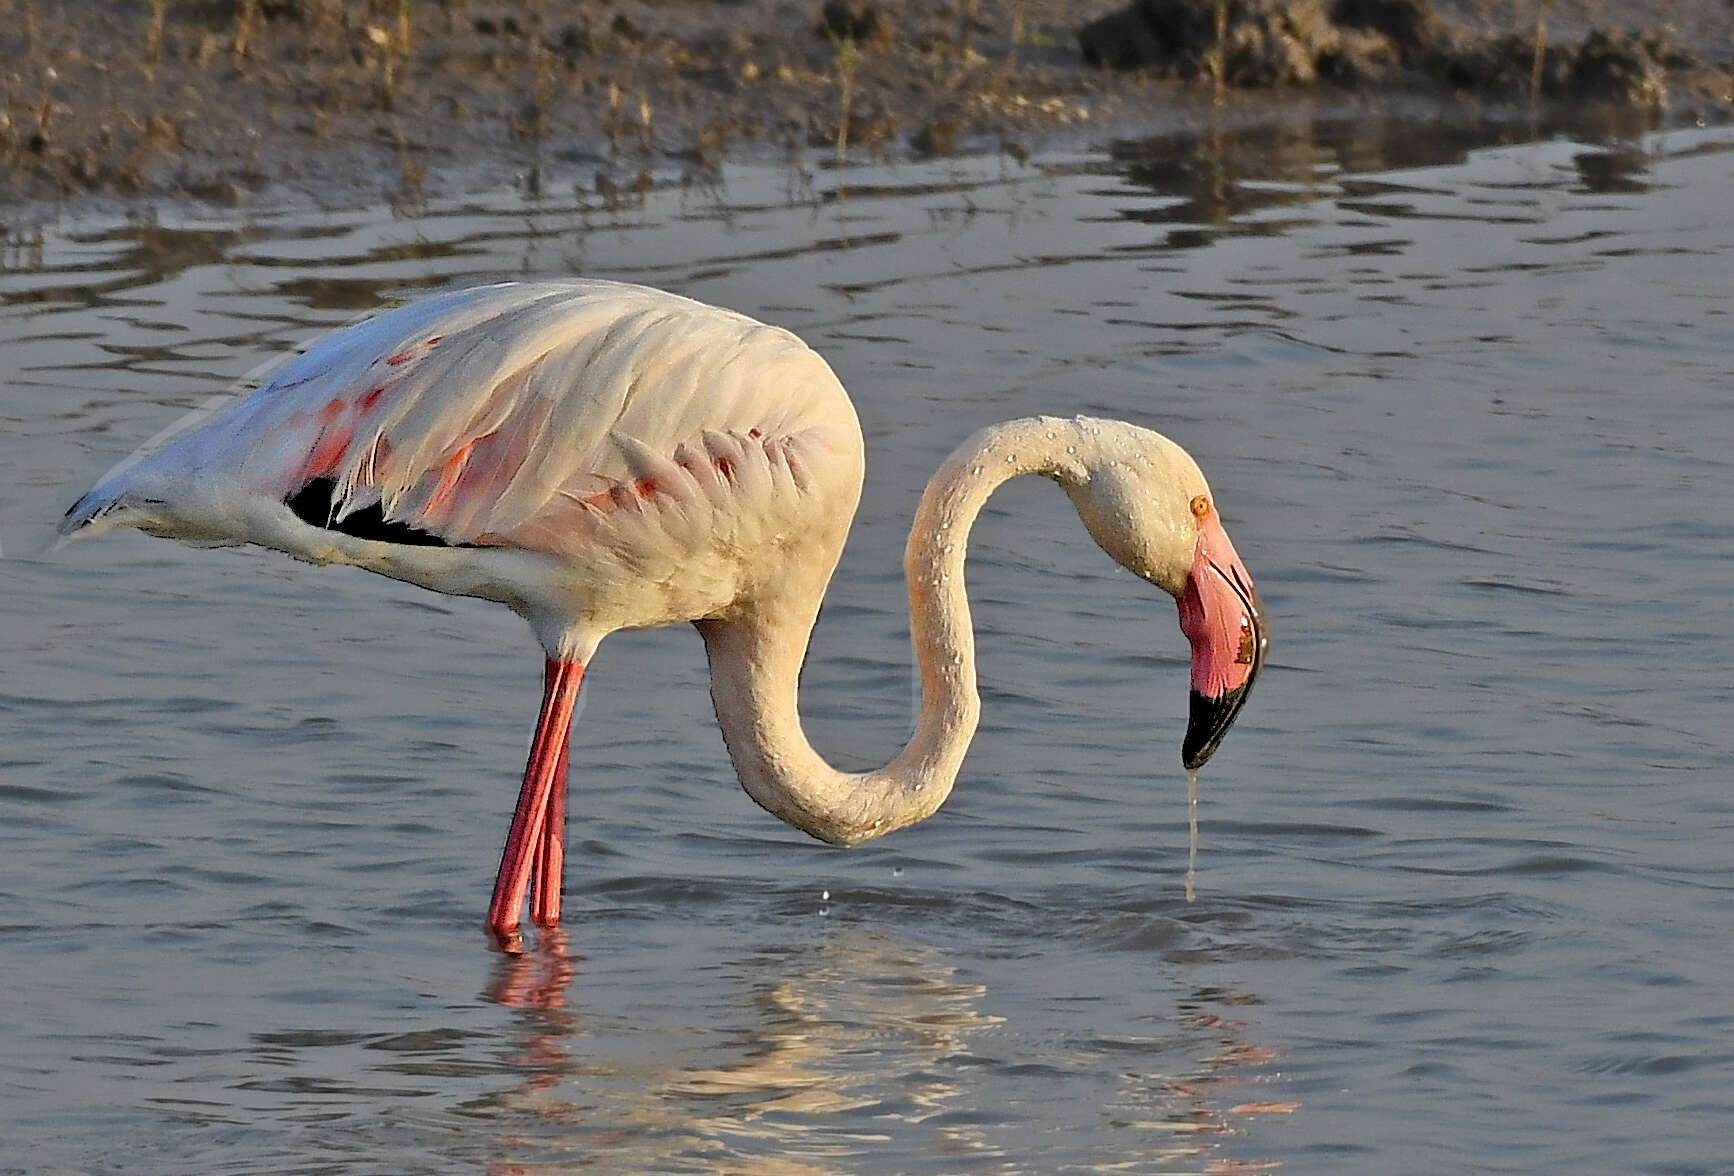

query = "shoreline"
[[1, 1, 1729, 217]]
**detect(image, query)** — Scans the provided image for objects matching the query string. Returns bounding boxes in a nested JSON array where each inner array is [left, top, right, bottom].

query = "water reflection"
[[1569, 144, 1654, 193], [488, 928, 581, 1013], [471, 927, 1003, 1168], [0, 219, 276, 309], [466, 923, 1291, 1172], [1105, 104, 1672, 241]]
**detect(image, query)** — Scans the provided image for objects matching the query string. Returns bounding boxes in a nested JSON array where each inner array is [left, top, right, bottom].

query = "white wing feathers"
[[81, 281, 851, 558]]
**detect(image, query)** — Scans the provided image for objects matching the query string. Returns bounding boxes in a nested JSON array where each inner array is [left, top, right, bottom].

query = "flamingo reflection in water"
[[478, 923, 1294, 1168]]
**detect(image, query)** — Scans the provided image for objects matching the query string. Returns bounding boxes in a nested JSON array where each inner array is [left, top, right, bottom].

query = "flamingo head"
[[1061, 420, 1268, 769]]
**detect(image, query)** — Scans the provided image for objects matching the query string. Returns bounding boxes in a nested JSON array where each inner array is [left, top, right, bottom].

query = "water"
[[4, 109, 1732, 1173]]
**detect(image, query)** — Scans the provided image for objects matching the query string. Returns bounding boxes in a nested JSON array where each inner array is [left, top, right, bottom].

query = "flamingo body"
[[62, 280, 1267, 943], [68, 282, 864, 661]]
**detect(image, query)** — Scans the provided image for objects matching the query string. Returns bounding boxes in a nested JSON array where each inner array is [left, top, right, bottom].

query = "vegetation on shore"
[[0, 0, 1726, 206]]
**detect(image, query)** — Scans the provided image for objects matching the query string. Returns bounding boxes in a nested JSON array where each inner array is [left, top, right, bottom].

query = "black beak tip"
[[1182, 684, 1249, 771]]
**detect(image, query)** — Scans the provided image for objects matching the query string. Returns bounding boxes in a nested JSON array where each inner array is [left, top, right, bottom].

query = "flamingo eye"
[[1190, 495, 1211, 518]]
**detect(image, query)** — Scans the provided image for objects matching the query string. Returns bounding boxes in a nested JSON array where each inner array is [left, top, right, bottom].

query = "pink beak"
[[1176, 511, 1267, 769]]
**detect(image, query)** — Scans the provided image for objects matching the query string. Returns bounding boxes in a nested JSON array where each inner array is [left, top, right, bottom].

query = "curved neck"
[[696, 417, 1093, 846]]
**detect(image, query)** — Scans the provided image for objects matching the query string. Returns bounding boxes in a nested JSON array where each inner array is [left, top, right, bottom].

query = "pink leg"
[[530, 731, 570, 927], [487, 658, 584, 943]]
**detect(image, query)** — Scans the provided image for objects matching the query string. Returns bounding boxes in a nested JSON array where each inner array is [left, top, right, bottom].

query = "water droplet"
[[1066, 445, 1076, 454], [821, 889, 830, 901], [943, 543, 953, 553], [892, 867, 904, 877], [1006, 454, 1016, 463], [971, 465, 983, 476], [1045, 431, 1055, 439]]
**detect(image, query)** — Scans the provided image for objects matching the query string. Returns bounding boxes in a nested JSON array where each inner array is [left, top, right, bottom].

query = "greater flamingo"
[[60, 281, 1267, 942]]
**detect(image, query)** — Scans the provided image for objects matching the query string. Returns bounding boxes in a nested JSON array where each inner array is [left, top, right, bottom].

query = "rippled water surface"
[[4, 112, 1732, 1174]]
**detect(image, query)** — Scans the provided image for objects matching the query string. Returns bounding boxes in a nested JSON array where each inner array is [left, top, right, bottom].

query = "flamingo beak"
[[1176, 512, 1268, 770]]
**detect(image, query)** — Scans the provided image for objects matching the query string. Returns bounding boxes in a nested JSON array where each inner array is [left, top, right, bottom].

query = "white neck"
[[696, 416, 1103, 846]]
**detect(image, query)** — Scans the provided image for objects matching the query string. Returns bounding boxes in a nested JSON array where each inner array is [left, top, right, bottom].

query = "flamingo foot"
[[487, 658, 584, 943]]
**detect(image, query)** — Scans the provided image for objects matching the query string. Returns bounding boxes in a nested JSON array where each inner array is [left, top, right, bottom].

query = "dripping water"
[[1185, 766, 1198, 903]]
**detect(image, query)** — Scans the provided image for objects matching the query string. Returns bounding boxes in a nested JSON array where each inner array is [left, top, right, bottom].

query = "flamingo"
[[60, 281, 1267, 943]]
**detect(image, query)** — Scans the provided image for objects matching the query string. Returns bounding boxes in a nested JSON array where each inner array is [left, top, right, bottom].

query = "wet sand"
[[0, 0, 1730, 210]]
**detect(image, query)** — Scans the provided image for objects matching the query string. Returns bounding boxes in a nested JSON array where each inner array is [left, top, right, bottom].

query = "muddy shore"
[[1, 0, 1730, 211]]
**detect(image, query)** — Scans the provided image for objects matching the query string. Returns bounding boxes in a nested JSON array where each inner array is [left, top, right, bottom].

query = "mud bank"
[[0, 0, 1728, 209]]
